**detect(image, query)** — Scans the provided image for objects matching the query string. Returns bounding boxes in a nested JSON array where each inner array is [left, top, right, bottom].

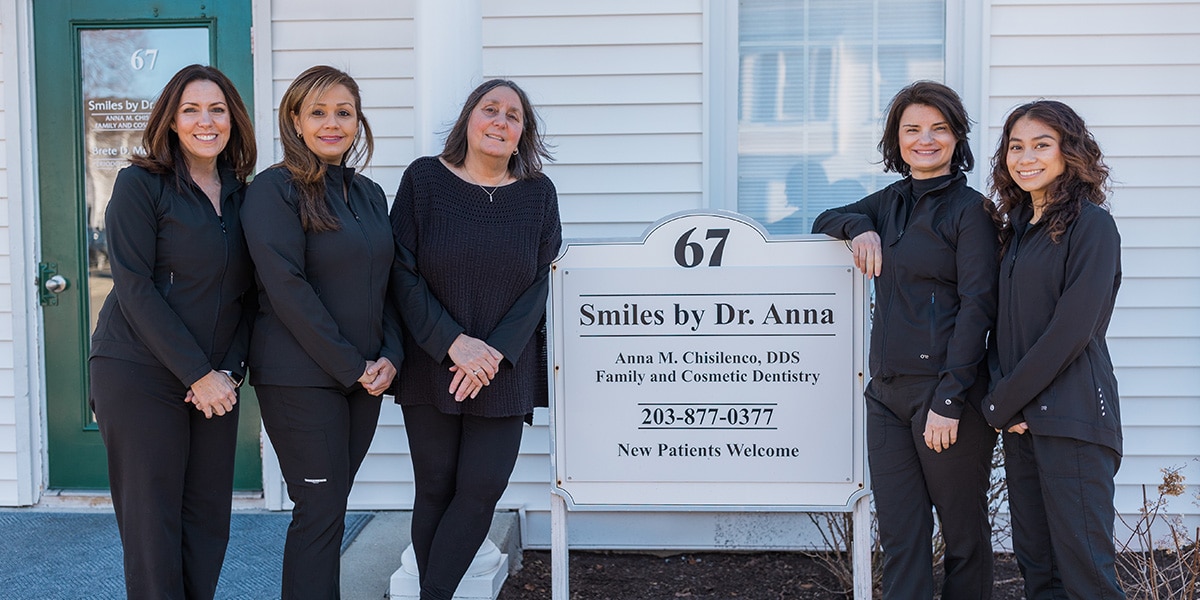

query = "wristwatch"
[[220, 370, 244, 388]]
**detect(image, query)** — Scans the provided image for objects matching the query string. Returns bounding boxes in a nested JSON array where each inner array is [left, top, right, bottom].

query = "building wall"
[[0, 0, 1195, 548], [985, 0, 1200, 523], [0, 0, 40, 507], [485, 0, 707, 239], [0, 3, 15, 506]]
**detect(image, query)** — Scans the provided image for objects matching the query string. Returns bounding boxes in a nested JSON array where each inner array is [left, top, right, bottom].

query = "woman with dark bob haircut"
[[984, 100, 1124, 599], [242, 65, 401, 598], [89, 63, 256, 599], [812, 80, 998, 598], [389, 78, 561, 600]]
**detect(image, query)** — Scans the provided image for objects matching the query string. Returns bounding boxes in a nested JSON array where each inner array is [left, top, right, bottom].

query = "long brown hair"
[[878, 81, 974, 176], [988, 100, 1110, 251], [131, 64, 256, 182], [277, 66, 374, 232], [441, 79, 553, 179]]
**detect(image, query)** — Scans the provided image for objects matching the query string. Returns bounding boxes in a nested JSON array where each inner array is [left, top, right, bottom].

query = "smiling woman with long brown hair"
[[89, 63, 256, 600], [985, 100, 1124, 599], [241, 65, 401, 599]]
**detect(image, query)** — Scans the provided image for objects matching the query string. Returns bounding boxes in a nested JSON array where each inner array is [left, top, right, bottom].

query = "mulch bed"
[[498, 550, 1028, 599]]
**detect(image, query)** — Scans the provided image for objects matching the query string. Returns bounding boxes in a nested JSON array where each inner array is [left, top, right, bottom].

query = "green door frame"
[[34, 0, 261, 490]]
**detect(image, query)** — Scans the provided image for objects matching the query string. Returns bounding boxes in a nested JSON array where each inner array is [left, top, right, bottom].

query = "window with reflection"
[[738, 0, 945, 234]]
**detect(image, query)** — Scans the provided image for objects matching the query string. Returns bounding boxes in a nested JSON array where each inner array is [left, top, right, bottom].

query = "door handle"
[[37, 262, 68, 306], [44, 275, 69, 294]]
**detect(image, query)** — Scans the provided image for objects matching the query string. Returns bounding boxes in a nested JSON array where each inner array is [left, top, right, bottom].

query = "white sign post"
[[548, 211, 872, 599]]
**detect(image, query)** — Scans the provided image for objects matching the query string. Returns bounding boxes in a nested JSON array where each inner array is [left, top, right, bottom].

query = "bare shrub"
[[805, 438, 1007, 598], [802, 510, 883, 598], [1115, 463, 1200, 600]]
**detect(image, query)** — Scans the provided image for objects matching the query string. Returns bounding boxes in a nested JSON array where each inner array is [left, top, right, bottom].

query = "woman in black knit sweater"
[[390, 79, 561, 600]]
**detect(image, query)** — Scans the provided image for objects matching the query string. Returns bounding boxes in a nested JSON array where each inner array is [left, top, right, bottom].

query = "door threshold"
[[34, 489, 266, 510]]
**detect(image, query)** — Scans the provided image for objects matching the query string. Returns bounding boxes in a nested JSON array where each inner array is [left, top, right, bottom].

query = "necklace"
[[477, 184, 499, 203], [460, 162, 508, 202]]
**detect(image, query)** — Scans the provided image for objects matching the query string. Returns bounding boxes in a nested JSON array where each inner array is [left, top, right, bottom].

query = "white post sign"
[[550, 211, 867, 510], [548, 211, 873, 599]]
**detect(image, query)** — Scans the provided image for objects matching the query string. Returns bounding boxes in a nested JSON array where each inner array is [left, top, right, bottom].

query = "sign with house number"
[[549, 211, 869, 509]]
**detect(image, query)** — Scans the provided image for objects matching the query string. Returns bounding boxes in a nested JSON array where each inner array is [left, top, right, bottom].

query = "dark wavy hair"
[[131, 64, 256, 183], [278, 65, 374, 232], [988, 100, 1110, 250], [878, 81, 974, 176], [441, 79, 553, 179]]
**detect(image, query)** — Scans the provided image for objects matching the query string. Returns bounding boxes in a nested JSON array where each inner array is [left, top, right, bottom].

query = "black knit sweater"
[[390, 156, 562, 417]]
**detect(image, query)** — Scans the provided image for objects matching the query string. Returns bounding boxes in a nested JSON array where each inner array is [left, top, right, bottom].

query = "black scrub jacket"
[[984, 201, 1123, 453], [812, 171, 999, 419], [90, 164, 254, 386], [241, 164, 403, 389]]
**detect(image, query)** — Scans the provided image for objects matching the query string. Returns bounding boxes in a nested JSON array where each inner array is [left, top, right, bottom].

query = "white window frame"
[[705, 0, 986, 213]]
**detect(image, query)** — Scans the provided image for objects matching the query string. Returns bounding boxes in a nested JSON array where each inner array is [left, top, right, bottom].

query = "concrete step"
[[341, 511, 522, 600]]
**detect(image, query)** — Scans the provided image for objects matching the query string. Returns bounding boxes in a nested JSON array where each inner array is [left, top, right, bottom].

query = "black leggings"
[[401, 404, 524, 600]]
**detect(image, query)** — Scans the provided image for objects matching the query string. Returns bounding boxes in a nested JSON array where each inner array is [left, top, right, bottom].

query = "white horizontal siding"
[[0, 8, 17, 506], [988, 96, 1200, 127], [987, 0, 1200, 525], [483, 1, 705, 239], [992, 34, 1200, 66], [266, 0, 415, 177], [991, 3, 1200, 35]]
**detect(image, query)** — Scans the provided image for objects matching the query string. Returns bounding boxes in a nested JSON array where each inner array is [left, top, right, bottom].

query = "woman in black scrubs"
[[985, 100, 1124, 599], [89, 64, 257, 600], [812, 81, 999, 598], [242, 65, 401, 599]]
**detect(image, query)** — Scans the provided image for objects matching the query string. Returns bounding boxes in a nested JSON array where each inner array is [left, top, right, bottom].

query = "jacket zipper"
[[880, 184, 930, 368], [344, 179, 376, 343], [214, 208, 229, 357]]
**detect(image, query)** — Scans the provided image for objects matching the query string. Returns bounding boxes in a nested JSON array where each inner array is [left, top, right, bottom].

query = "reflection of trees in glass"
[[81, 29, 151, 97], [79, 28, 209, 240], [81, 28, 210, 97], [736, 0, 946, 234]]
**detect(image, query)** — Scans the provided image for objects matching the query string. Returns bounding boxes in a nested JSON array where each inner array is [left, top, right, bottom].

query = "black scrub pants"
[[257, 384, 383, 600], [401, 404, 525, 600], [866, 375, 997, 599], [90, 356, 239, 600], [1003, 431, 1125, 600]]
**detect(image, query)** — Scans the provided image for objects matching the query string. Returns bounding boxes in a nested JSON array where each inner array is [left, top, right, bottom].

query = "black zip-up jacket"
[[812, 172, 998, 418], [983, 201, 1122, 453], [241, 165, 402, 388], [91, 164, 254, 386]]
